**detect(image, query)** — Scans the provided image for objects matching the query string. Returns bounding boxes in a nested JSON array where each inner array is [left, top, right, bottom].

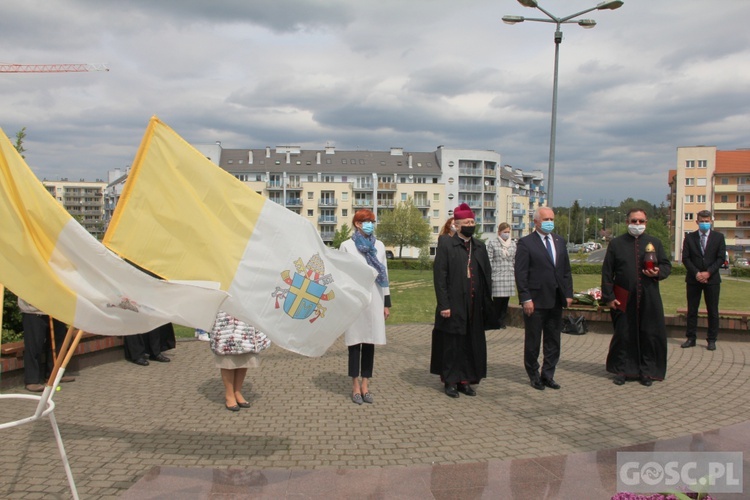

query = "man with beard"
[[601, 208, 671, 386]]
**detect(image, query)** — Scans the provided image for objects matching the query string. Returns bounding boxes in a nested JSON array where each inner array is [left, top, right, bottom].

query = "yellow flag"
[[0, 127, 227, 334], [104, 117, 375, 356]]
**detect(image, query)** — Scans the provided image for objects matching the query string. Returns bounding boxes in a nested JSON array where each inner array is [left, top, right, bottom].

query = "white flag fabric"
[[103, 116, 375, 357], [0, 127, 228, 334]]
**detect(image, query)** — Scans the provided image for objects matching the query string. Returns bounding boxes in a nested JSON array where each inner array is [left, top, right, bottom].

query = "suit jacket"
[[433, 233, 494, 335], [514, 231, 573, 309], [682, 229, 726, 285]]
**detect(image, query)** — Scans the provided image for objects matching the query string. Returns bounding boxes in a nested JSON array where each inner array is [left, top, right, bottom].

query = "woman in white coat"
[[340, 209, 391, 405]]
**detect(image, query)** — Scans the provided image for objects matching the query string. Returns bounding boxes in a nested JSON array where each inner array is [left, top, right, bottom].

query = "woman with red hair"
[[339, 209, 391, 404]]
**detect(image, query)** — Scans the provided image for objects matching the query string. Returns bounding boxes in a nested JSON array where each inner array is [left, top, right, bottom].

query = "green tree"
[[332, 223, 352, 249], [14, 127, 27, 158], [377, 198, 432, 258], [645, 218, 670, 250]]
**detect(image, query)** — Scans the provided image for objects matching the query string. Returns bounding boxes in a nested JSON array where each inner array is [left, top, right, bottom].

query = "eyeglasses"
[[629, 219, 647, 224]]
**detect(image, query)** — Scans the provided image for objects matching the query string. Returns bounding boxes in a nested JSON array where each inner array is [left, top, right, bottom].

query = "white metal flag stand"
[[0, 326, 84, 500]]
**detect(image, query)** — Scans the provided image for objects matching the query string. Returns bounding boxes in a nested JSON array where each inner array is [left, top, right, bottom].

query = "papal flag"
[[0, 127, 228, 335], [103, 116, 375, 357]]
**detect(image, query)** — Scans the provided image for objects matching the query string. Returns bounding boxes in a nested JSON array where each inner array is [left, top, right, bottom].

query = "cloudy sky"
[[2, 0, 749, 207]]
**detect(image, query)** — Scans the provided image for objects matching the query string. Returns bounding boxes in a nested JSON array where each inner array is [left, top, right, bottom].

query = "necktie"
[[545, 235, 555, 264], [701, 233, 707, 255]]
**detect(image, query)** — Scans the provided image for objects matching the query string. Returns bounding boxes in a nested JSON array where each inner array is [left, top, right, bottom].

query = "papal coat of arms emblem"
[[272, 254, 335, 323]]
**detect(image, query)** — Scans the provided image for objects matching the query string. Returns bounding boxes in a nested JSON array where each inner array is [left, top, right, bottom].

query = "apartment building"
[[43, 179, 107, 238], [669, 146, 750, 261], [213, 144, 545, 256]]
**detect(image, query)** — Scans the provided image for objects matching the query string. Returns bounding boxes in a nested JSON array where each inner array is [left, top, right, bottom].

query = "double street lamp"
[[502, 0, 624, 208]]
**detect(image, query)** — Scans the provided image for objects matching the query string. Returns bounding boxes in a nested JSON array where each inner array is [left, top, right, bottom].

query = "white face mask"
[[499, 232, 510, 241], [628, 224, 646, 237]]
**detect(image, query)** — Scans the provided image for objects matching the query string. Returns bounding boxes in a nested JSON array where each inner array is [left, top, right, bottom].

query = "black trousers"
[[22, 313, 68, 385], [493, 297, 510, 327], [348, 343, 374, 378], [686, 283, 720, 342], [522, 305, 563, 381]]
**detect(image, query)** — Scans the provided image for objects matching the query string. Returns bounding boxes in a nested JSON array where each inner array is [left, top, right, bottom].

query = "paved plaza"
[[1, 324, 749, 498]]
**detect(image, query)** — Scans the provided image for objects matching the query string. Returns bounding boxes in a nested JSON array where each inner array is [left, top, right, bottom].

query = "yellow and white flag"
[[104, 116, 375, 357], [0, 128, 228, 335]]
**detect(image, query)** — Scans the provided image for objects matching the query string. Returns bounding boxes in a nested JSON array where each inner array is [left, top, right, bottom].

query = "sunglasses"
[[629, 219, 647, 224]]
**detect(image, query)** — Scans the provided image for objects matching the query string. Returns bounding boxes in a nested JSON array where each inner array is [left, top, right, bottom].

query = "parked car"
[[385, 250, 394, 259], [736, 257, 749, 268]]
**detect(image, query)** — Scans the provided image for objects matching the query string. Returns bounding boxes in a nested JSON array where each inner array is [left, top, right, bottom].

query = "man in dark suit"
[[514, 206, 574, 390], [681, 209, 726, 351]]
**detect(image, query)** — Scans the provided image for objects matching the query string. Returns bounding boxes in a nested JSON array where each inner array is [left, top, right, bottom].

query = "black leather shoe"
[[150, 354, 171, 363], [457, 383, 476, 396], [133, 357, 149, 366], [225, 404, 240, 412], [681, 339, 696, 348], [444, 384, 459, 398], [541, 378, 561, 390], [707, 341, 716, 351], [640, 377, 653, 387], [613, 375, 626, 386], [530, 379, 545, 391]]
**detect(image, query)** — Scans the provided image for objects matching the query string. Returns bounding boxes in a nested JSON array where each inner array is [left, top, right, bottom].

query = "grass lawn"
[[173, 270, 750, 338]]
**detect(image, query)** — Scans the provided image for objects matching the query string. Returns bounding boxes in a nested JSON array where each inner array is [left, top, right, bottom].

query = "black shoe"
[[681, 339, 696, 348], [225, 403, 240, 412], [150, 354, 170, 363], [640, 377, 653, 387], [457, 383, 476, 396], [133, 357, 149, 366], [613, 375, 626, 386], [237, 401, 251, 408], [707, 341, 716, 351], [541, 378, 561, 390], [530, 379, 545, 391], [444, 384, 459, 398]]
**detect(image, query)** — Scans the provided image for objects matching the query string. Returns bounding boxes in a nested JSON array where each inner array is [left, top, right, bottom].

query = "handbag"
[[562, 314, 587, 335]]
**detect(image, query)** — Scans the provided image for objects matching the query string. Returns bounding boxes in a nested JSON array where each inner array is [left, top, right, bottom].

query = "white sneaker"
[[197, 332, 210, 342]]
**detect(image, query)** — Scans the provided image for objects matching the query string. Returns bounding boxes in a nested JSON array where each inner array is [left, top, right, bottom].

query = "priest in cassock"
[[601, 208, 671, 387]]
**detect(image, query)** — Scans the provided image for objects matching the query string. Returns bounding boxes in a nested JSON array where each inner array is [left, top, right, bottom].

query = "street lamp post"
[[502, 0, 624, 208]]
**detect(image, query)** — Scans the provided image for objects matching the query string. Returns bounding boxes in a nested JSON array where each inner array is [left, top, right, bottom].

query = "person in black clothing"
[[124, 323, 175, 366]]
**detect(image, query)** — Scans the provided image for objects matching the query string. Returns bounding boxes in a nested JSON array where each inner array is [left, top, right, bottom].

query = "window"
[[685, 195, 694, 203], [307, 192, 314, 200], [323, 175, 334, 183], [697, 178, 707, 187], [342, 209, 348, 217], [433, 226, 440, 234], [722, 178, 729, 185], [433, 210, 439, 218], [721, 195, 728, 203], [698, 160, 707, 168], [685, 160, 695, 169], [341, 176, 347, 182], [307, 210, 313, 217], [401, 193, 407, 201], [684, 213, 694, 221], [433, 193, 440, 201], [685, 178, 694, 186], [697, 195, 706, 203], [342, 192, 348, 201]]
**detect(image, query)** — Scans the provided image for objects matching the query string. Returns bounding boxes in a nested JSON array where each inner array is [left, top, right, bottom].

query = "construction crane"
[[0, 63, 109, 73]]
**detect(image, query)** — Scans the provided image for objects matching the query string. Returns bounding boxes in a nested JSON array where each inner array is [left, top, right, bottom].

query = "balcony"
[[714, 202, 737, 211], [353, 183, 374, 191], [318, 198, 338, 207], [458, 168, 483, 176], [318, 216, 338, 225], [512, 209, 526, 216], [285, 199, 303, 207], [512, 223, 526, 230], [484, 169, 495, 177], [377, 199, 395, 208], [413, 199, 431, 208], [377, 182, 397, 191], [353, 199, 374, 208], [319, 231, 335, 241], [483, 201, 496, 208], [266, 181, 284, 190], [458, 183, 483, 192]]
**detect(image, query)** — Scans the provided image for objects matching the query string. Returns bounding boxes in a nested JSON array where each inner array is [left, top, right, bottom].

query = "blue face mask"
[[540, 221, 555, 233], [361, 221, 375, 235], [698, 222, 711, 232]]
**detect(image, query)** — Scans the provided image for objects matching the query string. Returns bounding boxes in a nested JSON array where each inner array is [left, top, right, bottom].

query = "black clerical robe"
[[601, 233, 671, 380]]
